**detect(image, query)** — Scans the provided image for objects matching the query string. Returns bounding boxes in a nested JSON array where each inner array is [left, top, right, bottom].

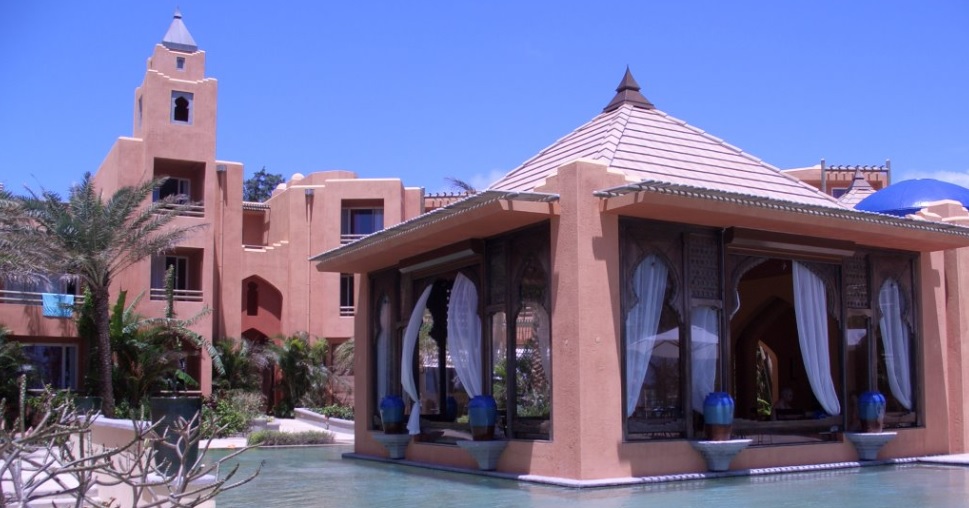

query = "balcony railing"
[[154, 203, 205, 218], [340, 233, 369, 245], [0, 290, 84, 306], [149, 288, 204, 302], [340, 306, 355, 317]]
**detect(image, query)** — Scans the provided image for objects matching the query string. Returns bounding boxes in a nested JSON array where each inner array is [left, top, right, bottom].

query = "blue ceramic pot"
[[445, 396, 458, 422], [703, 392, 735, 441], [858, 391, 886, 432], [468, 395, 497, 441], [379, 395, 406, 434]]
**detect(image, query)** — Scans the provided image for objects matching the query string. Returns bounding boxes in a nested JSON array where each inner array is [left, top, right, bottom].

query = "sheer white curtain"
[[878, 279, 912, 410], [792, 262, 841, 416], [402, 285, 433, 435], [447, 273, 483, 397], [690, 306, 719, 413], [625, 255, 668, 417], [376, 297, 391, 404]]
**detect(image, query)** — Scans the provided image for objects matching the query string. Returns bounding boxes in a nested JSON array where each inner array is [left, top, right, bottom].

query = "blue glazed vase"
[[468, 395, 498, 441], [379, 395, 406, 434], [703, 392, 735, 441], [858, 391, 886, 432]]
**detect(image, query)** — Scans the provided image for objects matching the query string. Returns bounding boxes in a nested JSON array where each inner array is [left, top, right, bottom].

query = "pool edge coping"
[[342, 453, 969, 489]]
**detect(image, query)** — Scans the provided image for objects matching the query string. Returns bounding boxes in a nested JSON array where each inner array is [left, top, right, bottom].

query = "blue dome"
[[855, 178, 969, 217]]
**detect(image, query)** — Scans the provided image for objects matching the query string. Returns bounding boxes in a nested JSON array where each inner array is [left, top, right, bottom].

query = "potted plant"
[[468, 394, 498, 441], [146, 266, 223, 476], [858, 391, 887, 433], [379, 395, 405, 434], [703, 392, 735, 441]]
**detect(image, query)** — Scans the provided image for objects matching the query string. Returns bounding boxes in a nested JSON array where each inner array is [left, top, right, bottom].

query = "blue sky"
[[2, 1, 967, 197]]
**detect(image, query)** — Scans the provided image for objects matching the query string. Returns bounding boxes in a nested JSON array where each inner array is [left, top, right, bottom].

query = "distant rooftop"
[[161, 8, 198, 53]]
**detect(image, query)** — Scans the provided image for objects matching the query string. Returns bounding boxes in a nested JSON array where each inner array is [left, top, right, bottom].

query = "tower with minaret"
[[93, 10, 245, 395]]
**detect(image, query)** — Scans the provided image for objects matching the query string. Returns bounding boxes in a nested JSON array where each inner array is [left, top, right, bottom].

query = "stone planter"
[[149, 396, 202, 477], [703, 392, 735, 441]]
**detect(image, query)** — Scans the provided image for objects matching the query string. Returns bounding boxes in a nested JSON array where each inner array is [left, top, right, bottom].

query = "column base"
[[690, 439, 753, 472], [845, 432, 897, 461]]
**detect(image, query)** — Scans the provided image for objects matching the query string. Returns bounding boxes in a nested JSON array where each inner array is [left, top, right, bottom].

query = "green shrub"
[[312, 404, 354, 421], [202, 390, 266, 438], [247, 430, 334, 446]]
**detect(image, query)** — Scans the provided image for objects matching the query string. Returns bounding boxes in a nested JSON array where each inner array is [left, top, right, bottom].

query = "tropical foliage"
[[242, 167, 284, 202], [0, 325, 30, 424], [14, 173, 205, 416], [213, 338, 273, 393]]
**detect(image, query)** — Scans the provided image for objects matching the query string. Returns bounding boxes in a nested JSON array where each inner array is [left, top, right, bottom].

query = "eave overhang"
[[595, 180, 969, 252], [312, 190, 560, 273]]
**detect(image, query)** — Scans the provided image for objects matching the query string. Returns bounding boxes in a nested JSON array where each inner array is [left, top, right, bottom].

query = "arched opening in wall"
[[242, 328, 276, 413], [731, 258, 842, 445], [241, 276, 283, 323]]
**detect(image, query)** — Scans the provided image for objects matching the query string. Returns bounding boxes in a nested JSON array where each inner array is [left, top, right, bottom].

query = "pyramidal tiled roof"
[[161, 9, 198, 53], [489, 70, 844, 210], [838, 168, 877, 208]]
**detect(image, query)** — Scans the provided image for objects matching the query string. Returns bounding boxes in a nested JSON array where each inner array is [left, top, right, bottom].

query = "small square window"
[[176, 57, 185, 70]]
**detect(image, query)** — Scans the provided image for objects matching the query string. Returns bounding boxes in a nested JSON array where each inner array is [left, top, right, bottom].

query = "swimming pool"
[[212, 446, 969, 507]]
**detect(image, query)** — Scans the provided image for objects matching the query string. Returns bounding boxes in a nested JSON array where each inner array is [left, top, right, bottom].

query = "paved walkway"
[[206, 417, 354, 449]]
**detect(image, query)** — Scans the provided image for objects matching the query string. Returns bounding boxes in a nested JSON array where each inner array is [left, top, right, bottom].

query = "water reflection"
[[212, 448, 969, 508]]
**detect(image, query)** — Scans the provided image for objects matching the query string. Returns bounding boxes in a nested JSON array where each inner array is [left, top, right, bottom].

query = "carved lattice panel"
[[844, 255, 869, 309], [686, 233, 720, 300]]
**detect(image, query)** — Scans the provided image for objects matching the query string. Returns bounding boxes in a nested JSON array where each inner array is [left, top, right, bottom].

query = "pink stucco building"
[[313, 69, 969, 482], [0, 11, 424, 401], [5, 11, 969, 485]]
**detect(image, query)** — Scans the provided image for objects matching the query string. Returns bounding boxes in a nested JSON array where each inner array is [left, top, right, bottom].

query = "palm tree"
[[17, 173, 205, 417], [213, 338, 273, 393], [0, 188, 46, 284]]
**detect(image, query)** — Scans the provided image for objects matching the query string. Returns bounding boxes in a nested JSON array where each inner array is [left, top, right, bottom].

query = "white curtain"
[[625, 255, 668, 417], [878, 279, 913, 410], [792, 262, 841, 416], [375, 297, 391, 404], [690, 306, 719, 413], [447, 274, 483, 398], [402, 285, 433, 435]]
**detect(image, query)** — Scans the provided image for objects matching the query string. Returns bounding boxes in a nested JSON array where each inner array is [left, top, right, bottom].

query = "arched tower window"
[[171, 91, 193, 124]]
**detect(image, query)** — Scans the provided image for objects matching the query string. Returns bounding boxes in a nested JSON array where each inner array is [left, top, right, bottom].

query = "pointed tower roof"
[[838, 167, 876, 208], [489, 68, 842, 209], [603, 67, 654, 112], [161, 8, 198, 53]]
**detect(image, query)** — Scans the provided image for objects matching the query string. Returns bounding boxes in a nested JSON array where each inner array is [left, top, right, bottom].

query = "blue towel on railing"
[[42, 293, 74, 318]]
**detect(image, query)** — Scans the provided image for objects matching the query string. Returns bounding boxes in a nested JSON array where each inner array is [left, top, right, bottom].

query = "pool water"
[[211, 446, 969, 508]]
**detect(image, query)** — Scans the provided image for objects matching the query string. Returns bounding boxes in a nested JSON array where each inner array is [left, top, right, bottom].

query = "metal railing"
[[154, 203, 206, 218], [339, 305, 355, 317], [149, 288, 204, 302], [340, 233, 368, 245], [0, 290, 84, 306]]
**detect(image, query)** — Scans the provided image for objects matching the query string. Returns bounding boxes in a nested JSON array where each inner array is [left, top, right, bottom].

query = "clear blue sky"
[[2, 1, 967, 197]]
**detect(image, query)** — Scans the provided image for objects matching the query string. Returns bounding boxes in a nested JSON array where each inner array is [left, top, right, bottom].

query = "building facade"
[[314, 69, 969, 482], [0, 11, 424, 400]]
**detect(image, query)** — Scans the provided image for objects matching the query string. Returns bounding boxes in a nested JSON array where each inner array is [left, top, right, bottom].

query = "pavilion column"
[[944, 247, 969, 453], [542, 159, 627, 480]]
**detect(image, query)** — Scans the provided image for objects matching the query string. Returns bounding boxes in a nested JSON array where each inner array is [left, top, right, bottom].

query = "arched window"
[[246, 282, 259, 316], [171, 91, 193, 124]]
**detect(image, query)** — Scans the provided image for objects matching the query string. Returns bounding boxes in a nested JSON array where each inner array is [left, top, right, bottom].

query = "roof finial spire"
[[162, 7, 198, 52], [603, 66, 655, 112]]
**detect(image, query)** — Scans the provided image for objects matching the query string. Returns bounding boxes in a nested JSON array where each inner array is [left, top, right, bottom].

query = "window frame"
[[170, 90, 194, 124]]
